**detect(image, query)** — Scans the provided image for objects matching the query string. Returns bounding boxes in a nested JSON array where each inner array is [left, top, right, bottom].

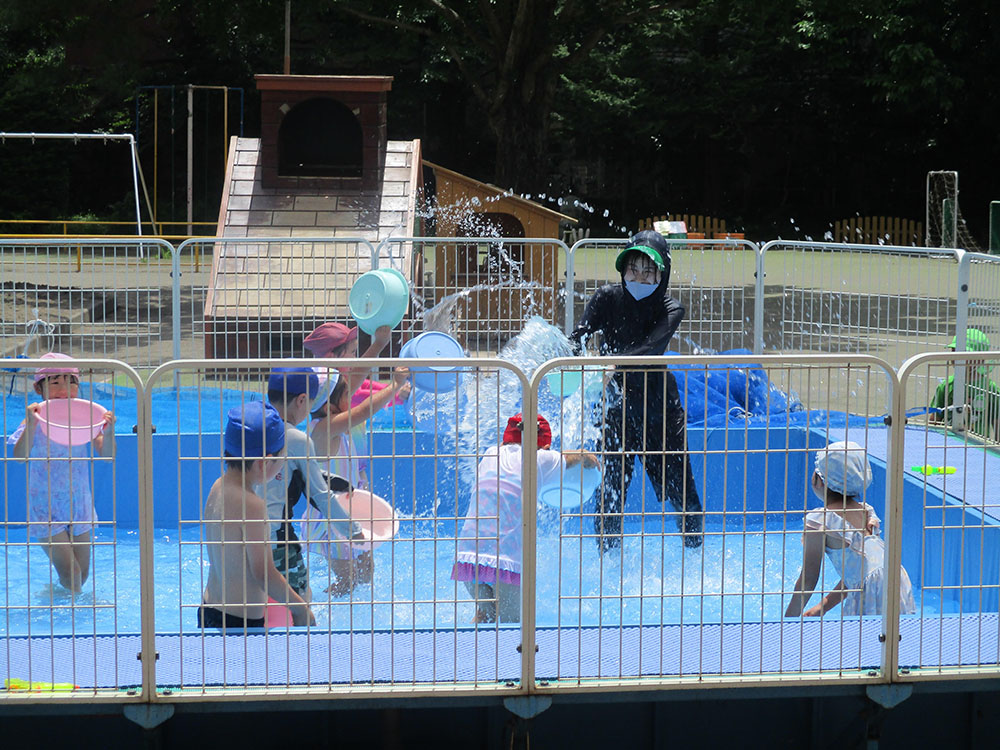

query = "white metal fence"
[[0, 239, 178, 370], [2, 237, 996, 369], [4, 351, 1000, 705], [376, 236, 569, 353], [1, 358, 147, 701]]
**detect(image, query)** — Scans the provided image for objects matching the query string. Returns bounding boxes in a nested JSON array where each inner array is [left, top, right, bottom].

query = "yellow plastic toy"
[[4, 678, 78, 691], [911, 465, 957, 476]]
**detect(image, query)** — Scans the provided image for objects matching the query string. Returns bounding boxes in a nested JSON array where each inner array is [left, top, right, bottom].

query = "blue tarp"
[[667, 348, 804, 426]]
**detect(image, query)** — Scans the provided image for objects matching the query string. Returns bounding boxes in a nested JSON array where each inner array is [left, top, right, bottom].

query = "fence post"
[[990, 201, 999, 254], [952, 252, 971, 430], [172, 240, 182, 364], [753, 245, 766, 355], [882, 364, 905, 680], [564, 242, 576, 332]]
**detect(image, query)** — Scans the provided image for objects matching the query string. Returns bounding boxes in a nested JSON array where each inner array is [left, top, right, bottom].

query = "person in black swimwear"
[[569, 229, 704, 553]]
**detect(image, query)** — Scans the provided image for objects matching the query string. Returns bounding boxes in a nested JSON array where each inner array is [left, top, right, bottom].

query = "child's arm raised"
[[11, 404, 41, 459], [342, 326, 394, 395], [327, 368, 411, 435]]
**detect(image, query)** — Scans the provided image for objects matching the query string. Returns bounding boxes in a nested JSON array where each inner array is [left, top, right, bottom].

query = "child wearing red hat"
[[452, 413, 598, 623]]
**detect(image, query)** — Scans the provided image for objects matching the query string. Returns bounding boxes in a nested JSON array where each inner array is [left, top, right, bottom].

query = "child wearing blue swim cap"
[[260, 367, 363, 601], [200, 401, 314, 630]]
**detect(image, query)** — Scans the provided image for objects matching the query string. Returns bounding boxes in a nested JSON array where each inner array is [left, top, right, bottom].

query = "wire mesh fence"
[[4, 349, 1000, 703], [1, 359, 146, 699], [897, 351, 1000, 679]]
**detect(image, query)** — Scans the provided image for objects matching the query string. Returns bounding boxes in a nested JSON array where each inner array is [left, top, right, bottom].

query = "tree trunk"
[[490, 74, 557, 192]]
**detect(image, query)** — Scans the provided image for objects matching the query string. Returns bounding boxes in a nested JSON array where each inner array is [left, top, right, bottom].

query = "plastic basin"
[[36, 398, 108, 446], [400, 331, 465, 392], [301, 490, 399, 553], [349, 267, 409, 335], [537, 463, 602, 509], [544, 369, 583, 397], [339, 489, 400, 551]]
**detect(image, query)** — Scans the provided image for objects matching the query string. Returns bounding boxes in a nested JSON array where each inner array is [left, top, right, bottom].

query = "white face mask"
[[625, 280, 658, 300]]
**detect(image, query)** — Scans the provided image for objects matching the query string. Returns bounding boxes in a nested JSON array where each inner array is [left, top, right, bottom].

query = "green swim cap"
[[615, 244, 665, 274], [948, 328, 991, 352]]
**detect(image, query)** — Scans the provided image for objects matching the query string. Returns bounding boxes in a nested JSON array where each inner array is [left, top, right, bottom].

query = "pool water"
[[0, 518, 908, 636]]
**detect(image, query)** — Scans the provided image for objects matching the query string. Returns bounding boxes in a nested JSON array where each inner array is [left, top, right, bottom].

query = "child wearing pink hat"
[[303, 321, 396, 409], [7, 353, 116, 592]]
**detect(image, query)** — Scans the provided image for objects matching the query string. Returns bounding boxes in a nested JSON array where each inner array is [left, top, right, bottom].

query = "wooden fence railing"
[[833, 217, 924, 246], [638, 214, 730, 237]]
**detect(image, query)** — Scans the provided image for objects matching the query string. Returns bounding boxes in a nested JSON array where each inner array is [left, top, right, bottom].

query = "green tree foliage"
[[0, 0, 996, 238]]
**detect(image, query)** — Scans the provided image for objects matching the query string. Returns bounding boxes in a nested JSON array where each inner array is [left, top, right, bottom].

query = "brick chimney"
[[255, 74, 392, 192]]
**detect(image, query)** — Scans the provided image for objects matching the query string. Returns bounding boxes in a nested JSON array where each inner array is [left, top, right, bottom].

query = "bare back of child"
[[200, 403, 314, 630]]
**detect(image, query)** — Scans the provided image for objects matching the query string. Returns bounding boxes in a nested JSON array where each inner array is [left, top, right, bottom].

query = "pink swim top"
[[350, 379, 407, 410]]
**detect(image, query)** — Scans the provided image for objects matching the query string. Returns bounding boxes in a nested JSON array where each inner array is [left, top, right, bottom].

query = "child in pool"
[[200, 401, 313, 630], [8, 353, 115, 593], [260, 367, 362, 601], [305, 368, 411, 596], [303, 321, 394, 398], [785, 440, 916, 617], [451, 413, 599, 623]]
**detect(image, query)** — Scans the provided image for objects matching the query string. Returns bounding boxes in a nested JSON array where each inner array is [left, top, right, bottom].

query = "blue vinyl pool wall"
[[4, 424, 997, 612]]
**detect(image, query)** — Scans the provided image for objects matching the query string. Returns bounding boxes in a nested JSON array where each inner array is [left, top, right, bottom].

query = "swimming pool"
[[1, 517, 851, 636]]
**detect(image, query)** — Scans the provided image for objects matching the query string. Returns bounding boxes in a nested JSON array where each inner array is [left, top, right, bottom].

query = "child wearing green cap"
[[569, 229, 704, 553], [929, 328, 1000, 440], [200, 401, 314, 630]]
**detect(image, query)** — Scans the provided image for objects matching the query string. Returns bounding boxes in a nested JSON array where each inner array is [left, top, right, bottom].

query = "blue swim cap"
[[224, 401, 285, 458], [267, 366, 320, 399]]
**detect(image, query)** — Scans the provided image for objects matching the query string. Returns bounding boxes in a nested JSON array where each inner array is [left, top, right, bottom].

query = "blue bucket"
[[537, 463, 601, 509], [349, 268, 410, 335], [400, 331, 466, 392], [544, 369, 583, 397]]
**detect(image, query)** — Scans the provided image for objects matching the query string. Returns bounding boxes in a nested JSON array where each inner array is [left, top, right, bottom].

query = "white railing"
[[5, 351, 1000, 705], [2, 237, 995, 378]]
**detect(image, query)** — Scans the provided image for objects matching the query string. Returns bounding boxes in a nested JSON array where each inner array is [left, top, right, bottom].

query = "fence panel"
[[1, 358, 148, 702], [376, 237, 569, 355], [567, 238, 761, 356], [896, 352, 1000, 680], [758, 241, 967, 409], [144, 357, 532, 699], [177, 237, 378, 362], [0, 239, 178, 371], [527, 354, 902, 689]]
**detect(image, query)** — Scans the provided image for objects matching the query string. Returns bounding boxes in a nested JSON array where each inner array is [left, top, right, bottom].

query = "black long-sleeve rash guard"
[[568, 279, 686, 357]]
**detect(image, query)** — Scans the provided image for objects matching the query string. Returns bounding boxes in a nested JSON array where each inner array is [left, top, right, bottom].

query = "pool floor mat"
[[3, 614, 996, 690]]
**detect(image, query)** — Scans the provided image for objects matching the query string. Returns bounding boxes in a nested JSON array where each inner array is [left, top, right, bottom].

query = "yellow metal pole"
[[76, 244, 81, 272]]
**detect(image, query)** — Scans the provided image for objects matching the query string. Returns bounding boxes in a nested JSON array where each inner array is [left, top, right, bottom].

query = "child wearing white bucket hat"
[[785, 441, 916, 617]]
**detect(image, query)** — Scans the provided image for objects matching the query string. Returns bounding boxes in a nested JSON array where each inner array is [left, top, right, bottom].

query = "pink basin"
[[338, 489, 400, 551], [36, 398, 108, 446]]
